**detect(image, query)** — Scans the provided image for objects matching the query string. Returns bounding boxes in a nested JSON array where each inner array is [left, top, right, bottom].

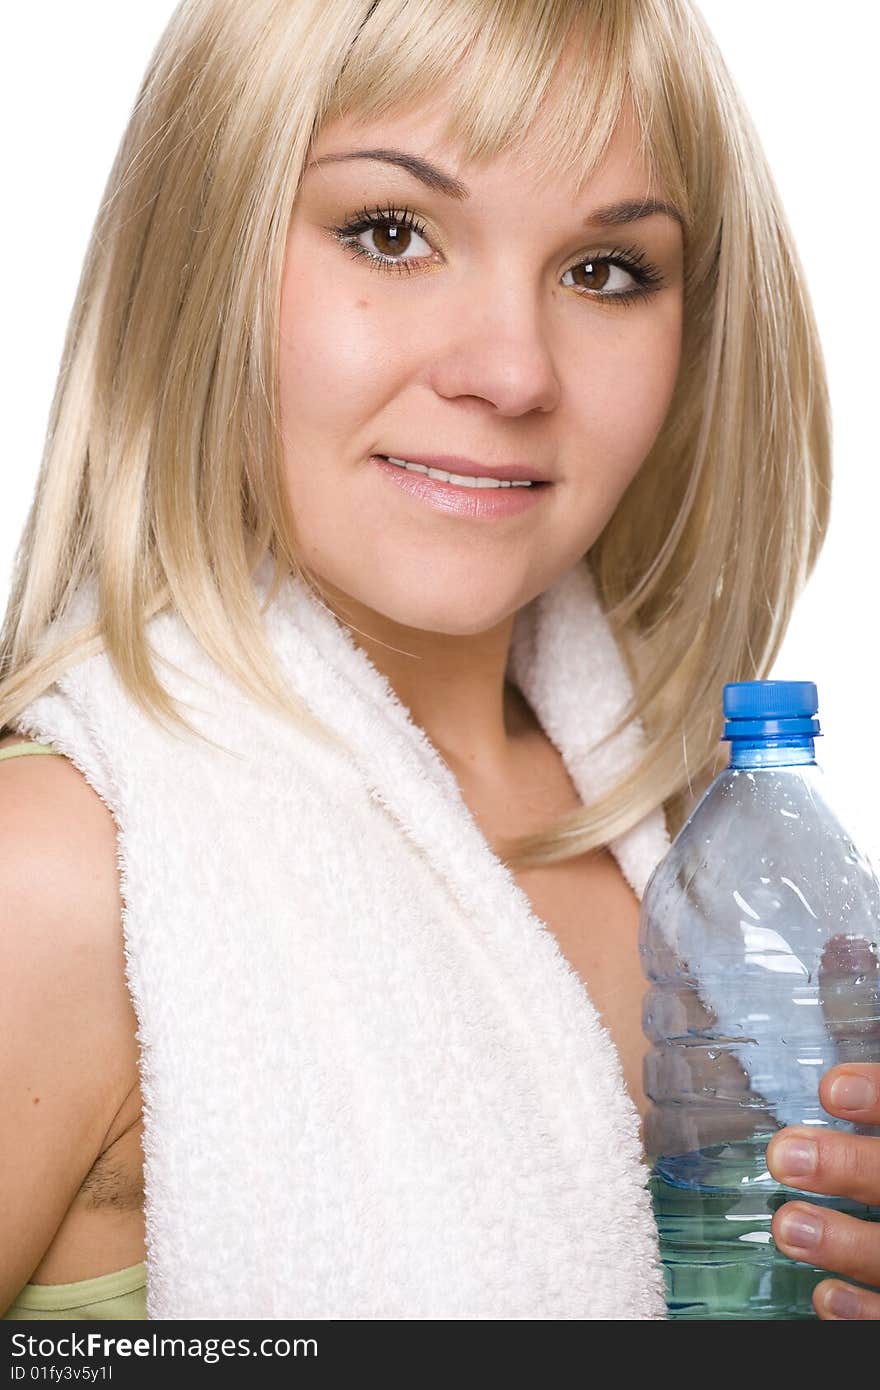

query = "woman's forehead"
[[312, 86, 647, 176], [306, 94, 663, 213]]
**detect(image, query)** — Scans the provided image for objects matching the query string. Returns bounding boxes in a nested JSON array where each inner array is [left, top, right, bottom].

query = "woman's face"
[[278, 93, 683, 636]]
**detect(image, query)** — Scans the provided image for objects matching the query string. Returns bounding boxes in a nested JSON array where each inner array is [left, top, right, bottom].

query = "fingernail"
[[773, 1139, 817, 1177], [827, 1286, 862, 1319], [778, 1209, 822, 1249], [829, 1074, 876, 1110]]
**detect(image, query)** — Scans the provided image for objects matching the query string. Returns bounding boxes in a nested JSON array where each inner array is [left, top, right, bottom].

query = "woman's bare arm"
[[0, 739, 131, 1313]]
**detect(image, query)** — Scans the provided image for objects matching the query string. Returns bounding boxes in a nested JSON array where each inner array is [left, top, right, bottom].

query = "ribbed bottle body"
[[641, 751, 880, 1318]]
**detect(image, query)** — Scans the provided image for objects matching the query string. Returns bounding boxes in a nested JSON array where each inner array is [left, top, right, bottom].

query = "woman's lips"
[[370, 455, 552, 520]]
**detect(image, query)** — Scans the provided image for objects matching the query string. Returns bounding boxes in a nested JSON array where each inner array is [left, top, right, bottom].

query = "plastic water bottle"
[[640, 680, 880, 1319]]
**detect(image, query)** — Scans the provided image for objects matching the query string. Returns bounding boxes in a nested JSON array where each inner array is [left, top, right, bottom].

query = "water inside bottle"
[[651, 1131, 880, 1320]]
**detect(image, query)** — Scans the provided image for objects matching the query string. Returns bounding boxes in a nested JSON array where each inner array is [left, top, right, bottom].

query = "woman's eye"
[[331, 209, 434, 275], [354, 218, 432, 265], [561, 259, 639, 296]]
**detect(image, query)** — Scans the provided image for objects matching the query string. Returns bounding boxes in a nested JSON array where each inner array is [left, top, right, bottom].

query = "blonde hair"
[[0, 0, 831, 872]]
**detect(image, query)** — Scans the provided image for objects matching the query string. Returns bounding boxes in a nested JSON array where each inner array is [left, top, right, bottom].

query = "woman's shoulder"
[[0, 727, 121, 908]]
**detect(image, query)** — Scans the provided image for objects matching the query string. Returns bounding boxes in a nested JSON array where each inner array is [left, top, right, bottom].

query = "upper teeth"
[[385, 456, 534, 487]]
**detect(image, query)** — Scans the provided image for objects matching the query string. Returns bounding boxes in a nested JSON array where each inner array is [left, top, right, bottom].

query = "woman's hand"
[[766, 1063, 880, 1319]]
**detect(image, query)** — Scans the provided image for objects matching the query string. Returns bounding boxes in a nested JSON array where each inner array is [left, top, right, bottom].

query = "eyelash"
[[328, 203, 666, 308]]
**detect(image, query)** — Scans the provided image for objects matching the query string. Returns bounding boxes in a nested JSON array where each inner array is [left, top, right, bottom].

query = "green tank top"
[[0, 738, 148, 1321]]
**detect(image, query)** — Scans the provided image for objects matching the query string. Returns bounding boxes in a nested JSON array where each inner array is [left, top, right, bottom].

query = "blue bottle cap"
[[722, 680, 822, 741]]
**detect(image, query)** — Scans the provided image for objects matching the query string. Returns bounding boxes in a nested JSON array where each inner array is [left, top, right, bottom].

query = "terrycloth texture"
[[15, 554, 672, 1320]]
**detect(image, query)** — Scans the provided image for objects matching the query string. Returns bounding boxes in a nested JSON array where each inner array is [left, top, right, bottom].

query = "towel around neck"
[[15, 554, 671, 1319]]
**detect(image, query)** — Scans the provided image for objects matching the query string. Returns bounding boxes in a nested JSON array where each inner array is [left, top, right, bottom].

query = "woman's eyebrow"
[[305, 147, 684, 231]]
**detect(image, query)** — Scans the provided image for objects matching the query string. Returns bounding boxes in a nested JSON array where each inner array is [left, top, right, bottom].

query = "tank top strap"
[[0, 739, 61, 760]]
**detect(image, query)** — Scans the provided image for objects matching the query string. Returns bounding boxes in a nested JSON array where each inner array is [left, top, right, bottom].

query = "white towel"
[[15, 553, 672, 1320]]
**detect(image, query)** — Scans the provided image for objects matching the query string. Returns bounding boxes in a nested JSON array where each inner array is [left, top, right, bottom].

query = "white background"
[[1, 2, 876, 865]]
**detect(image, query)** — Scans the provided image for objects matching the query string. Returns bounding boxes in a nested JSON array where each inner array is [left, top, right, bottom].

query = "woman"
[[1, 0, 877, 1320]]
